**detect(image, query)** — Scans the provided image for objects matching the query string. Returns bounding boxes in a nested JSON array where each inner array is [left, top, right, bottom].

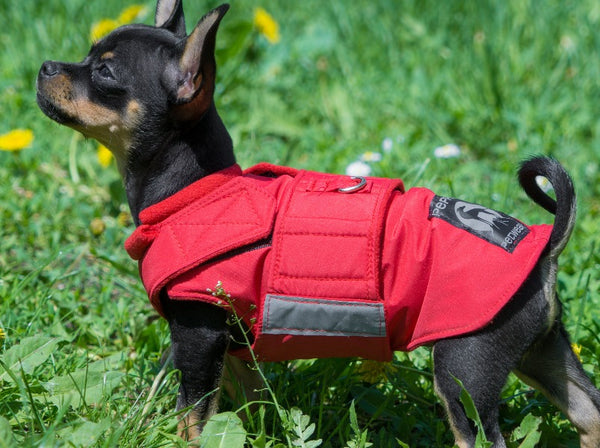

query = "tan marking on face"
[[70, 99, 124, 147], [101, 52, 115, 60], [39, 72, 143, 176], [39, 73, 75, 108], [39, 73, 119, 132], [72, 99, 121, 127], [125, 100, 142, 124], [71, 98, 144, 175]]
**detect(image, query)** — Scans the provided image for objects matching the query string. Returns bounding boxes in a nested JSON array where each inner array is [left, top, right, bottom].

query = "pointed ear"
[[172, 4, 229, 121], [155, 0, 186, 37]]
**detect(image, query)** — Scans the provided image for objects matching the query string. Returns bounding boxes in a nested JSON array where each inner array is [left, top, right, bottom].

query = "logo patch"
[[429, 195, 529, 253]]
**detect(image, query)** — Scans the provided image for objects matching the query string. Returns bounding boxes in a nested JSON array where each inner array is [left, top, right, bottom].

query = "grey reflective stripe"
[[262, 294, 386, 337]]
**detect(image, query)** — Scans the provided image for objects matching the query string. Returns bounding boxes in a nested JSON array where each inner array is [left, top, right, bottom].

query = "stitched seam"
[[177, 192, 255, 222], [166, 225, 186, 258], [369, 181, 396, 300], [279, 231, 368, 237], [164, 182, 266, 224], [275, 274, 368, 281], [366, 184, 380, 298], [285, 215, 372, 223], [172, 221, 262, 226], [271, 176, 297, 287], [265, 327, 384, 336], [268, 296, 383, 306], [164, 185, 239, 222], [276, 232, 369, 284], [243, 186, 261, 226]]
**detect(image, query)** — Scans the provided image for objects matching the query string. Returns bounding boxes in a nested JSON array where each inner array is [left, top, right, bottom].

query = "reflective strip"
[[262, 294, 386, 337]]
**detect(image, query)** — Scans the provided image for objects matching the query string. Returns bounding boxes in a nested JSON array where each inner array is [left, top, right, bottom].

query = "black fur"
[[36, 1, 600, 445]]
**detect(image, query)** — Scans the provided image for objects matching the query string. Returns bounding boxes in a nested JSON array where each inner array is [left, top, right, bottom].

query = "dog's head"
[[36, 0, 229, 172]]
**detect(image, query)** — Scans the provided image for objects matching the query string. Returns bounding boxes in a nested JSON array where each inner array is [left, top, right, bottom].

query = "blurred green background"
[[1, 0, 599, 446]]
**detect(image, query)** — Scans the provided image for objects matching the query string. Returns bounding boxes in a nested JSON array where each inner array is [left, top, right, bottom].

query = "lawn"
[[1, 0, 600, 446]]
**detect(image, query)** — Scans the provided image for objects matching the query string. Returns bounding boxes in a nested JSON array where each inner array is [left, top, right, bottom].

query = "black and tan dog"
[[36, 1, 600, 446]]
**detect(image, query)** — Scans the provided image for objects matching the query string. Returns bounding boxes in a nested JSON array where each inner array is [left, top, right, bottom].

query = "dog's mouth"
[[36, 91, 77, 126]]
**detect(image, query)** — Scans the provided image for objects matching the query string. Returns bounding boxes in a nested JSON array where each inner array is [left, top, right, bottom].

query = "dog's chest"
[[127, 164, 552, 361]]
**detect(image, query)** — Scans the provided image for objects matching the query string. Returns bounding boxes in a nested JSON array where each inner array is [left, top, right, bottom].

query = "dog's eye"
[[97, 64, 115, 81], [91, 63, 125, 96]]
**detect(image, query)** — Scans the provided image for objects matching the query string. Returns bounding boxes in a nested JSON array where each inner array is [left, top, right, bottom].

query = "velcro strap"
[[137, 177, 276, 306], [267, 171, 403, 302]]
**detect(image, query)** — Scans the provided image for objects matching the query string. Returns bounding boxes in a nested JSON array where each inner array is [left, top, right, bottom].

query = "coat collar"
[[137, 164, 242, 226]]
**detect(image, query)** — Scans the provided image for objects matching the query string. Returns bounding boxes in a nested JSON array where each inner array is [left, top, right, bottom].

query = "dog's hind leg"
[[515, 323, 600, 448], [432, 277, 554, 447], [433, 337, 510, 448]]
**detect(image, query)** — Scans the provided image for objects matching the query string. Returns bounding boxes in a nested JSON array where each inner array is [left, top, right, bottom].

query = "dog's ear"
[[171, 4, 229, 122], [155, 0, 186, 37]]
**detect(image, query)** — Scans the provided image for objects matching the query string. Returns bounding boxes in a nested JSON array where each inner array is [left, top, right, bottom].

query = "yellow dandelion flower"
[[117, 211, 132, 227], [118, 5, 147, 24], [0, 328, 5, 340], [97, 144, 113, 167], [0, 129, 34, 152], [357, 360, 398, 384], [90, 5, 147, 43], [91, 18, 120, 41], [572, 343, 583, 362], [254, 7, 280, 44], [90, 217, 106, 236]]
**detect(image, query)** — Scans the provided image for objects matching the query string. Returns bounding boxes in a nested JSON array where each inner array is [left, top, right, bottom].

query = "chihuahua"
[[36, 1, 600, 446]]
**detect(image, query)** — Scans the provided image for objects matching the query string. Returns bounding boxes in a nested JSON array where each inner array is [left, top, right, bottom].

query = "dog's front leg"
[[162, 297, 230, 441]]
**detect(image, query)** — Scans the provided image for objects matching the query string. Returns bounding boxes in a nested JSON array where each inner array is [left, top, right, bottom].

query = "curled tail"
[[518, 156, 576, 258]]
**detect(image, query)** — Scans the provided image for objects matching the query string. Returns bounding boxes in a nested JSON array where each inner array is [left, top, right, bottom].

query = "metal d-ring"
[[338, 176, 367, 193]]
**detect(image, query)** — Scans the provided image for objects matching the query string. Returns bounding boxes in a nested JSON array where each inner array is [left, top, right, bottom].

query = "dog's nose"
[[40, 61, 60, 78]]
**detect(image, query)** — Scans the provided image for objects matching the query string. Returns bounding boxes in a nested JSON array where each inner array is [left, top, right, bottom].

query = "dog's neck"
[[124, 103, 235, 225]]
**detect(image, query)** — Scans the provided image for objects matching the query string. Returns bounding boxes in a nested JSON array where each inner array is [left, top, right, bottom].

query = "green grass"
[[1, 0, 600, 446]]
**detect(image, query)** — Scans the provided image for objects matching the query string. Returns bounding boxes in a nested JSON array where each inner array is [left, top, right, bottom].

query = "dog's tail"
[[518, 156, 576, 258]]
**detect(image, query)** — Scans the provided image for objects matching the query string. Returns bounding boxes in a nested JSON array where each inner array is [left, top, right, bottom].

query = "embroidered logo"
[[429, 195, 529, 253]]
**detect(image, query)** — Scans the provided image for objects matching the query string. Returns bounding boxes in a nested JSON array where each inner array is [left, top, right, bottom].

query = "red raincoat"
[[125, 164, 552, 361]]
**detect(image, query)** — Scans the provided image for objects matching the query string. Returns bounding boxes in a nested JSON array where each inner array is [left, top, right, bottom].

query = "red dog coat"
[[125, 164, 552, 362]]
